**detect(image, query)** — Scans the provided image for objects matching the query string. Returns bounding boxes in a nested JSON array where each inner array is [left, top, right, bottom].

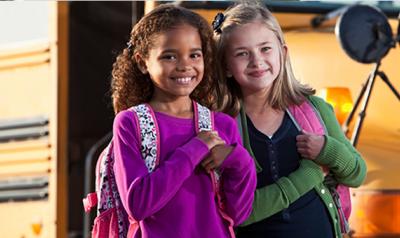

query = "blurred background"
[[0, 1, 399, 237]]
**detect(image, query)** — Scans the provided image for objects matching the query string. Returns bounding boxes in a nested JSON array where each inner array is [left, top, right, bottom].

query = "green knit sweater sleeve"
[[309, 96, 367, 187], [240, 159, 324, 226]]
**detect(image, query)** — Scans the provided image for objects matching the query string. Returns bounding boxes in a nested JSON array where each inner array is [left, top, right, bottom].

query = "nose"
[[176, 57, 191, 72], [249, 52, 264, 68]]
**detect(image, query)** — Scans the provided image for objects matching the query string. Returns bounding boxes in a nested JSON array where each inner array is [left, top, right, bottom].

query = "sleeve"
[[112, 110, 210, 221], [240, 159, 324, 226], [311, 96, 367, 187], [215, 115, 257, 226]]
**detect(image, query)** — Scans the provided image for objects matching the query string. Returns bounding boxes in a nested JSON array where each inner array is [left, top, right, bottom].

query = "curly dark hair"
[[111, 4, 221, 114]]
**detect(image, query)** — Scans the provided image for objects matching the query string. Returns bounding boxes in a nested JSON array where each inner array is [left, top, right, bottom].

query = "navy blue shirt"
[[237, 112, 334, 238]]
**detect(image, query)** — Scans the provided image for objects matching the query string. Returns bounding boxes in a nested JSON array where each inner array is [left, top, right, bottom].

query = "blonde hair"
[[214, 3, 315, 116]]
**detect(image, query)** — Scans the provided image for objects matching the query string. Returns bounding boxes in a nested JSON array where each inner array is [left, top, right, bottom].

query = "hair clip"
[[212, 12, 225, 34], [127, 41, 133, 54]]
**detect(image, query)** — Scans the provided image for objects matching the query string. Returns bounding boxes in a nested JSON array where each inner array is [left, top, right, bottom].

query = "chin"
[[175, 89, 196, 97]]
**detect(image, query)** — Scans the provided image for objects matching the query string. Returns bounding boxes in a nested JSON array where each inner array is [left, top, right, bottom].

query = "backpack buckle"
[[83, 192, 98, 212]]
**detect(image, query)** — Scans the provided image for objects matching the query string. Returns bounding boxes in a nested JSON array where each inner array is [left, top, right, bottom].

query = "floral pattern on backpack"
[[134, 104, 158, 172], [93, 143, 128, 238]]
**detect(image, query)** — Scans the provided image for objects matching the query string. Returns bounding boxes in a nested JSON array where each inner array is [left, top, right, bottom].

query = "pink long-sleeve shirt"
[[113, 109, 256, 238]]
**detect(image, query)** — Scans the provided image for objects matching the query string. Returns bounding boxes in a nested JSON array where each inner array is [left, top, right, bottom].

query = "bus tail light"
[[31, 218, 42, 236], [319, 87, 353, 125], [350, 190, 400, 237]]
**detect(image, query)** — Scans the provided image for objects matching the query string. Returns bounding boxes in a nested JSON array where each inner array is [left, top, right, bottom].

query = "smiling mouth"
[[171, 76, 195, 85], [248, 70, 267, 77]]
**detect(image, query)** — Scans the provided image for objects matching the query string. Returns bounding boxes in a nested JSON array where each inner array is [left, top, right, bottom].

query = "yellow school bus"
[[0, 2, 68, 237], [0, 1, 399, 237]]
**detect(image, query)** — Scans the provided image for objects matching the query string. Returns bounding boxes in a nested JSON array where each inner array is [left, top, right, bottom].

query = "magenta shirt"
[[113, 109, 256, 238]]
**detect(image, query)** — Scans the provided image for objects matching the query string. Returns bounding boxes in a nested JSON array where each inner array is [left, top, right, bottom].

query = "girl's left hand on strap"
[[296, 130, 326, 160], [201, 144, 233, 173]]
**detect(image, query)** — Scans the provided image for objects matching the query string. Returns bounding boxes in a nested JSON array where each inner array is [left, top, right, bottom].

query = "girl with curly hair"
[[110, 4, 256, 238]]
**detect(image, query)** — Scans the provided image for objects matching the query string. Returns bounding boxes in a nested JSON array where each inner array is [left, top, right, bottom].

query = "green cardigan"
[[238, 95, 367, 238]]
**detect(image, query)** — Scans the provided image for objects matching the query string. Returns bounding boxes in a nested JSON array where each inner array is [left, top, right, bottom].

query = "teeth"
[[175, 77, 192, 84]]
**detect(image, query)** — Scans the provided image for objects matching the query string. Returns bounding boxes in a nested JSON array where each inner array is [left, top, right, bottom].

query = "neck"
[[149, 95, 193, 118], [242, 87, 272, 115]]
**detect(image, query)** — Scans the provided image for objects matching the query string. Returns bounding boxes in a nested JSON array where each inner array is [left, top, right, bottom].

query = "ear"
[[226, 69, 233, 78], [282, 44, 288, 59], [134, 53, 148, 74]]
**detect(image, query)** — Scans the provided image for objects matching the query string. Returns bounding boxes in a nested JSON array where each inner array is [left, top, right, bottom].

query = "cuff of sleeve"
[[276, 160, 324, 203], [276, 177, 300, 203], [179, 137, 210, 169], [315, 135, 347, 166], [220, 144, 251, 171]]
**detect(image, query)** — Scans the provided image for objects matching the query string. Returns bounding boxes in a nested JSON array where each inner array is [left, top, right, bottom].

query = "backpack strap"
[[131, 104, 160, 173], [194, 102, 235, 238], [97, 142, 119, 213], [287, 100, 326, 136], [288, 98, 351, 234], [193, 101, 214, 131], [96, 141, 129, 237], [287, 101, 329, 171], [83, 146, 107, 212]]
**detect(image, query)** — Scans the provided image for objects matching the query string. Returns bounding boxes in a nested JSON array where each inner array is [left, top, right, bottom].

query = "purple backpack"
[[287, 100, 351, 234], [83, 102, 235, 238]]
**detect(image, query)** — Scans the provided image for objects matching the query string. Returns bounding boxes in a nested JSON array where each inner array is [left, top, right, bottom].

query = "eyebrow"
[[233, 41, 271, 51], [160, 48, 202, 54]]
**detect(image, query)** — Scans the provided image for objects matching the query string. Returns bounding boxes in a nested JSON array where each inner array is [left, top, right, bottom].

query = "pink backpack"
[[83, 102, 235, 238], [287, 100, 351, 234]]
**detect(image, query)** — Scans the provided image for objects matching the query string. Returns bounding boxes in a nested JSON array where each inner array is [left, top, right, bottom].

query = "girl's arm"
[[310, 96, 367, 187], [228, 109, 325, 226], [240, 159, 324, 226], [213, 114, 256, 226], [113, 111, 209, 221], [218, 120, 324, 226], [219, 143, 256, 226]]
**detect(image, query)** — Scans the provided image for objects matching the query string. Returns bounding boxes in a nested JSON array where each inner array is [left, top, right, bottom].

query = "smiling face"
[[224, 21, 286, 97], [137, 23, 204, 101]]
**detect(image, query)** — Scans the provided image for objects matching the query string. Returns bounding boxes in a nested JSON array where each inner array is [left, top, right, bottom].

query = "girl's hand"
[[197, 130, 225, 150], [296, 130, 325, 160], [201, 144, 233, 173]]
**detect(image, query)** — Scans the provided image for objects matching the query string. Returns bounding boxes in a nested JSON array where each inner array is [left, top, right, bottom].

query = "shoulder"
[[113, 108, 142, 145], [307, 95, 334, 112], [113, 108, 138, 132], [114, 109, 135, 124], [214, 111, 237, 128], [306, 96, 341, 132], [213, 111, 240, 142]]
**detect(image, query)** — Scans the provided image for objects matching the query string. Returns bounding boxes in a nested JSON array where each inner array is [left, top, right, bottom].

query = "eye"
[[190, 52, 203, 59], [235, 51, 248, 57], [261, 46, 271, 52], [160, 54, 176, 60]]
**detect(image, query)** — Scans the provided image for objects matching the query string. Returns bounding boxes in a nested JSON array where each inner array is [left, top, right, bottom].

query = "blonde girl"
[[214, 3, 366, 238]]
